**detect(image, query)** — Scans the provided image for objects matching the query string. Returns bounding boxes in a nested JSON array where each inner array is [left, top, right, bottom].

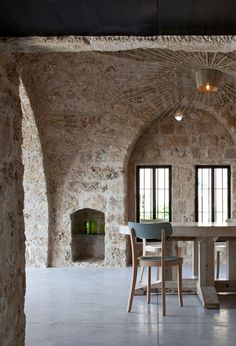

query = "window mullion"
[[212, 167, 215, 222], [136, 168, 140, 222], [195, 167, 199, 222], [153, 168, 156, 220], [169, 167, 172, 222], [228, 168, 231, 219]]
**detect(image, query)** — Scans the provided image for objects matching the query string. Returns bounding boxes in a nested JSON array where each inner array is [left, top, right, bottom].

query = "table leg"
[[197, 237, 219, 309], [166, 239, 177, 281], [225, 240, 236, 280], [192, 239, 198, 278]]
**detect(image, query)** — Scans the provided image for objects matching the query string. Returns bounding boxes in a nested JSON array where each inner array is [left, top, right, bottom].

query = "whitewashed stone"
[[0, 55, 25, 346], [20, 81, 48, 267]]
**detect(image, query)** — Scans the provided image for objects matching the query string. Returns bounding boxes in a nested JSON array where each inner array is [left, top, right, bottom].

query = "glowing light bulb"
[[174, 112, 183, 121], [195, 69, 222, 93]]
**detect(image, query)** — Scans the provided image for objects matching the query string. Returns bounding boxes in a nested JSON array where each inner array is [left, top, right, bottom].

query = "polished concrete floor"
[[25, 266, 236, 346]]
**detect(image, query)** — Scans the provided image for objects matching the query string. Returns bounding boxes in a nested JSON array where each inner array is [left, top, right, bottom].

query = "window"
[[195, 166, 231, 222], [136, 166, 171, 222]]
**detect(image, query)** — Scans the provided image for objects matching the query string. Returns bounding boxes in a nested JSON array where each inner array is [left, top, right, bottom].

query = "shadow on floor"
[[218, 293, 236, 309]]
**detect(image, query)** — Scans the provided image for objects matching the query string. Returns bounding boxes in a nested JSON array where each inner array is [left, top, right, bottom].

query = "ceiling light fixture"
[[174, 111, 183, 121], [118, 50, 236, 121], [195, 69, 223, 93]]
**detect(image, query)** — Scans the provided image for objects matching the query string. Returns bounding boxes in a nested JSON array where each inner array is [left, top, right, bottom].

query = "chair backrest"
[[128, 222, 173, 240], [226, 218, 236, 223], [140, 218, 166, 223]]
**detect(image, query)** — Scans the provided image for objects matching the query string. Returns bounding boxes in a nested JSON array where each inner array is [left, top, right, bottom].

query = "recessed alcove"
[[71, 208, 105, 261]]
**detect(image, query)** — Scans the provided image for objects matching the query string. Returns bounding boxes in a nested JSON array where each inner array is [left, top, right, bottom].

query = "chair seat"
[[139, 255, 182, 262]]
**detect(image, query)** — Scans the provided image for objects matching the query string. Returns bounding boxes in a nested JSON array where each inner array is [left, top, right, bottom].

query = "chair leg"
[[177, 263, 183, 307], [216, 251, 220, 279], [156, 249, 160, 281], [147, 266, 151, 304], [162, 266, 166, 316], [156, 267, 159, 281], [139, 266, 145, 283], [127, 262, 138, 312], [192, 240, 198, 278]]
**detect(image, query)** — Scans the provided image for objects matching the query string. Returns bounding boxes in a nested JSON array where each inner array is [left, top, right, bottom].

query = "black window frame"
[[136, 165, 172, 222], [195, 165, 231, 222]]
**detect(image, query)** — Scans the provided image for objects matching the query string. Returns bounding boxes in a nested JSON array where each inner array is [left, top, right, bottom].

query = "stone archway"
[[126, 107, 236, 222], [20, 80, 49, 267], [125, 106, 236, 262], [14, 39, 236, 268], [1, 36, 236, 346]]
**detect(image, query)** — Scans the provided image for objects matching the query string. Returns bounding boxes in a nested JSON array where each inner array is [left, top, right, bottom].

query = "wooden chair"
[[139, 231, 183, 282], [127, 222, 183, 316], [139, 219, 164, 283]]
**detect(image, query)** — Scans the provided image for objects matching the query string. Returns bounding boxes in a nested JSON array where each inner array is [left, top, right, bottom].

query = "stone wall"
[[0, 55, 25, 345], [0, 36, 235, 346], [127, 110, 236, 261], [20, 81, 49, 267], [19, 52, 143, 267], [18, 50, 236, 267]]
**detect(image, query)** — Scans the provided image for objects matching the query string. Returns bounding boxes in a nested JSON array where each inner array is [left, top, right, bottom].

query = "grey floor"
[[25, 266, 236, 346]]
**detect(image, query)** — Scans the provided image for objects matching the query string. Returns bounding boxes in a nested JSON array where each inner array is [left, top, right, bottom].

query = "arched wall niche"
[[70, 208, 105, 262], [60, 133, 129, 267]]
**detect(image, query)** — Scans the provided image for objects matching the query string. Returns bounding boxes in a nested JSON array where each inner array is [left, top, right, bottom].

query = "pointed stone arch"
[[20, 80, 49, 267]]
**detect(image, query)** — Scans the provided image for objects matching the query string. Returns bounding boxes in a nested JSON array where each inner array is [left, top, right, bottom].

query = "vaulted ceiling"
[[0, 0, 236, 37]]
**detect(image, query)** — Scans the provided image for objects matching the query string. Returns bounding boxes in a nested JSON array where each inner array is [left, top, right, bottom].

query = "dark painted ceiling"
[[0, 0, 236, 36]]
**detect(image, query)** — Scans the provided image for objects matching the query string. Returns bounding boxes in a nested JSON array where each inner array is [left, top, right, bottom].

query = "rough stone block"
[[225, 148, 236, 159], [171, 135, 189, 146], [160, 123, 174, 135]]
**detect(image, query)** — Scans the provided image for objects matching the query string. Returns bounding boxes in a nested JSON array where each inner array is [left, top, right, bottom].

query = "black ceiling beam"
[[0, 0, 235, 36]]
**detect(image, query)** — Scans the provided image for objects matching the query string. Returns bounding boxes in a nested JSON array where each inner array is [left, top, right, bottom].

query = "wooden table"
[[119, 222, 236, 309]]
